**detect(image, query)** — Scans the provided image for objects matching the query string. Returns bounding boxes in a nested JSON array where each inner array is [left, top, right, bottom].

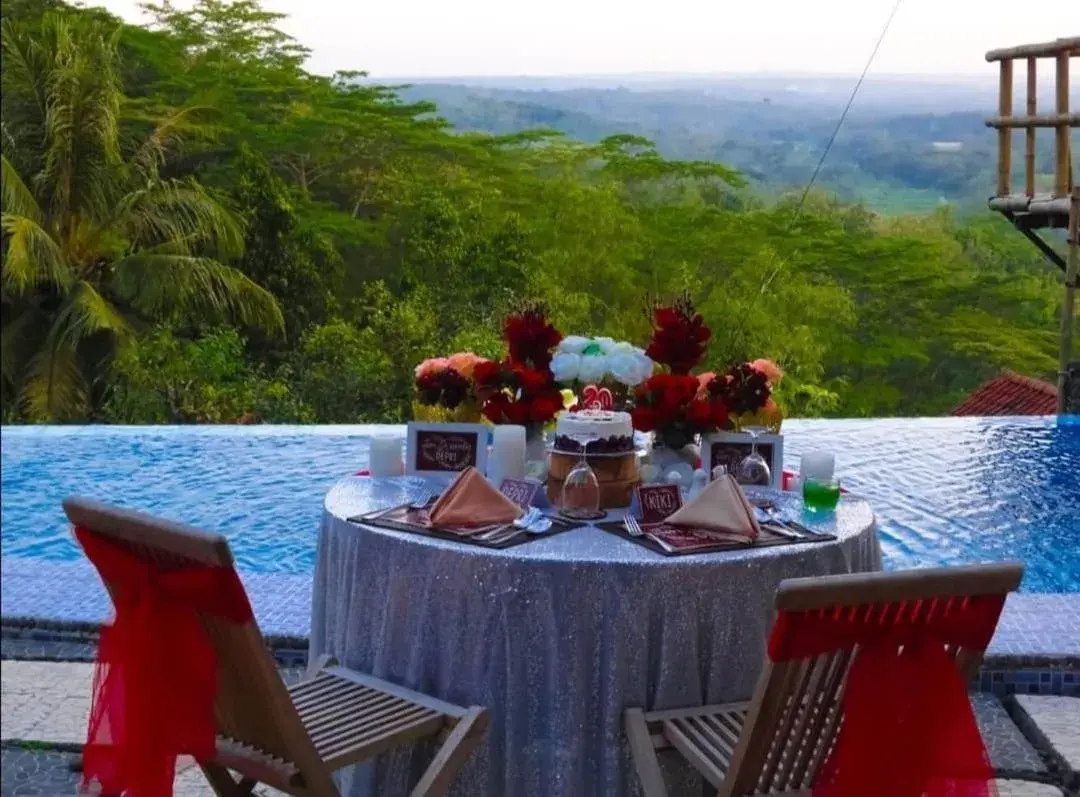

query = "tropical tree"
[[1, 12, 282, 420]]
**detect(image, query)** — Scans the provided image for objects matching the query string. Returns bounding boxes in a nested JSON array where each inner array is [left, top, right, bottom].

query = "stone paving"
[[1011, 695, 1080, 791], [2, 660, 1074, 796]]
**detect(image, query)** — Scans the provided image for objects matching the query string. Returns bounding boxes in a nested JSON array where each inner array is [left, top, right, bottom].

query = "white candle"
[[369, 436, 404, 478], [488, 425, 527, 486], [800, 451, 836, 483]]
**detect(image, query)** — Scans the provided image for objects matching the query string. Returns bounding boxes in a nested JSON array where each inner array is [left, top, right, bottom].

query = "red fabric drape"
[[768, 595, 1005, 797], [74, 526, 253, 797]]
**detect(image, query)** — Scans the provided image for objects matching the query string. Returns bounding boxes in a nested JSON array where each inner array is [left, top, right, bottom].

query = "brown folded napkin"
[[665, 474, 761, 541], [428, 467, 522, 527]]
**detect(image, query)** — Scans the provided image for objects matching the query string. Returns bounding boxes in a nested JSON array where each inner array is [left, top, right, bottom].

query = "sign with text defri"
[[406, 422, 488, 476]]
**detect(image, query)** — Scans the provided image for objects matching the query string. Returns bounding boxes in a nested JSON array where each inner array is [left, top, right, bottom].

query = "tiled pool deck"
[[2, 556, 1078, 698]]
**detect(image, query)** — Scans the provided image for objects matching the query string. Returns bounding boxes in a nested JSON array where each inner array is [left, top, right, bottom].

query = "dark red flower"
[[687, 399, 713, 429], [415, 367, 471, 409], [713, 362, 772, 415], [473, 360, 505, 389], [644, 292, 711, 374], [503, 302, 563, 370], [529, 391, 564, 423], [630, 405, 658, 432], [513, 365, 549, 395]]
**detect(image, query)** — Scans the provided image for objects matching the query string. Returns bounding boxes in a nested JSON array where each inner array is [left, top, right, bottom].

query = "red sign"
[[500, 478, 540, 509], [636, 484, 683, 524], [413, 430, 479, 472]]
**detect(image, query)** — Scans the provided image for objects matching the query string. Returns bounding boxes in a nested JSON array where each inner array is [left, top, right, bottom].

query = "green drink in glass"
[[802, 477, 841, 512]]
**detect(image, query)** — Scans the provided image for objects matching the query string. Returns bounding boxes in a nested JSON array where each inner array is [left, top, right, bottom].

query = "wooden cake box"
[[546, 450, 639, 509]]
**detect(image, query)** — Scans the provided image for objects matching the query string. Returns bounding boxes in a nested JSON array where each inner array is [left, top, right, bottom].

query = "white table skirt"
[[311, 476, 882, 797]]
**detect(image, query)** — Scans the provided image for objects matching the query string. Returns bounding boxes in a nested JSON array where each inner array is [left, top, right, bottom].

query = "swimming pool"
[[1, 417, 1077, 592]]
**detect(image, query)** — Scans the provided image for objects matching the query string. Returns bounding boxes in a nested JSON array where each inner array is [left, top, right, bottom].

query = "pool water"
[[1, 418, 1077, 591]]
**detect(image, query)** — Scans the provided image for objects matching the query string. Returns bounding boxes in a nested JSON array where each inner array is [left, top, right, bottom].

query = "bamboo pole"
[[1059, 187, 1080, 415], [986, 37, 1080, 62], [1054, 52, 1071, 198], [1025, 57, 1037, 197], [997, 59, 1013, 197]]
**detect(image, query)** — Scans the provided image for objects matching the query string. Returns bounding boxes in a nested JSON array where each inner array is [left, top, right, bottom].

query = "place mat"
[[350, 504, 586, 549], [595, 519, 836, 557]]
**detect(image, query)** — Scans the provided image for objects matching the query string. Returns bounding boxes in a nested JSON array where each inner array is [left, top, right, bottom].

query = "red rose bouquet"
[[477, 302, 566, 428], [632, 293, 730, 448]]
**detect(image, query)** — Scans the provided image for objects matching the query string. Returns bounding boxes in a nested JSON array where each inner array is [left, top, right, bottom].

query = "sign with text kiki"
[[636, 484, 683, 524], [406, 422, 488, 476]]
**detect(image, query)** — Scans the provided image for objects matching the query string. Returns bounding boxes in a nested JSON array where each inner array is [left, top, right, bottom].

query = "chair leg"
[[409, 707, 490, 797], [625, 708, 669, 797], [199, 763, 255, 797]]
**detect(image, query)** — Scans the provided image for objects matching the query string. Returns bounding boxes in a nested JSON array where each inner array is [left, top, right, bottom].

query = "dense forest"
[[399, 83, 1070, 214], [0, 0, 1066, 424]]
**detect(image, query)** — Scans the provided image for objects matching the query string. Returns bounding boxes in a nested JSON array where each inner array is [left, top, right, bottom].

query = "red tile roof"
[[952, 370, 1058, 416]]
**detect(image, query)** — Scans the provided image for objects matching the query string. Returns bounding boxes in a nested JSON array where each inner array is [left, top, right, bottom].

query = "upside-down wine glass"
[[736, 424, 772, 487], [561, 432, 601, 517]]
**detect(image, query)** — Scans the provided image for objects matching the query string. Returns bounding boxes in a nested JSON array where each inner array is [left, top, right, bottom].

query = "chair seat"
[[650, 704, 748, 788], [287, 668, 448, 770]]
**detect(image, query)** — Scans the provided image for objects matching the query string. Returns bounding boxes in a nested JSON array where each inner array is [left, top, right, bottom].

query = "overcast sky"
[[92, 0, 1077, 78]]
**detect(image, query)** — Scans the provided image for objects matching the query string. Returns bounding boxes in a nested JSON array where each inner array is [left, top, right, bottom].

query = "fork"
[[623, 515, 644, 537], [409, 490, 433, 509]]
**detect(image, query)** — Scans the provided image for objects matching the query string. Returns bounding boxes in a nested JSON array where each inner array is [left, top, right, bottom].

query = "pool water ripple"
[[1, 417, 1077, 592]]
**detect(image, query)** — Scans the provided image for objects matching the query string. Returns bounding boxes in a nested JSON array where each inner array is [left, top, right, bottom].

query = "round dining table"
[[310, 475, 881, 797]]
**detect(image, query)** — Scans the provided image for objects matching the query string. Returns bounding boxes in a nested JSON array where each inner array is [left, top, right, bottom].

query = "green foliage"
[[0, 0, 1068, 425], [103, 326, 310, 423]]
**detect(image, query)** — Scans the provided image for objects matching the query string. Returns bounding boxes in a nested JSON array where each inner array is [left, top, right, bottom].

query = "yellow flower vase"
[[733, 407, 784, 435], [411, 400, 484, 424]]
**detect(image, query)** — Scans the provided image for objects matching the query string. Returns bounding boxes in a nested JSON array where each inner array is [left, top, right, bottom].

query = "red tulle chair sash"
[[768, 594, 1005, 797], [74, 526, 253, 797]]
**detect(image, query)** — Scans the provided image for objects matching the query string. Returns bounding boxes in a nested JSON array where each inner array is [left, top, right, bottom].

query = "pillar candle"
[[800, 451, 836, 483], [488, 425, 527, 486], [369, 436, 404, 478]]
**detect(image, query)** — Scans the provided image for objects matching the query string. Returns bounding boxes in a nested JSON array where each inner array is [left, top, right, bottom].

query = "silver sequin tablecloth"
[[311, 476, 882, 797]]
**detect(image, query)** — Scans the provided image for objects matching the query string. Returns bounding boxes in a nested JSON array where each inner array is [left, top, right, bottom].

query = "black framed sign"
[[405, 422, 488, 476], [702, 432, 784, 489]]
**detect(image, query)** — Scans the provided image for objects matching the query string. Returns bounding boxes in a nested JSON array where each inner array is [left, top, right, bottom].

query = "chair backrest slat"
[[720, 562, 1023, 797], [63, 497, 327, 786]]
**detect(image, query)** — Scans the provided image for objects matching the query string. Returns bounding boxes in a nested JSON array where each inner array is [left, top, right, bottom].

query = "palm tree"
[[1, 13, 283, 420]]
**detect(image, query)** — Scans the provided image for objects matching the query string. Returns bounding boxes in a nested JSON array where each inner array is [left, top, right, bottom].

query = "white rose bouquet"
[[550, 335, 654, 389]]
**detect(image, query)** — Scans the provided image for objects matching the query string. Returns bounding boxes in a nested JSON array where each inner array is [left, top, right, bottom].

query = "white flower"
[[577, 354, 609, 384], [609, 352, 642, 386], [551, 352, 582, 383], [558, 335, 590, 355], [595, 336, 619, 355], [610, 340, 634, 354], [627, 350, 654, 386]]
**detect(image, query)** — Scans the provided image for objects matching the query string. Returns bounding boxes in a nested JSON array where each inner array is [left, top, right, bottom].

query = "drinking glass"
[[561, 433, 601, 517], [735, 425, 772, 487], [803, 477, 842, 512]]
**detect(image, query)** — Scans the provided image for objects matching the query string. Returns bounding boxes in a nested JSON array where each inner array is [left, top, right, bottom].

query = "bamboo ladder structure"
[[985, 37, 1080, 413]]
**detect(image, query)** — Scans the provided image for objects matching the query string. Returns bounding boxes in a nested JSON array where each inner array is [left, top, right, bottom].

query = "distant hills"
[[382, 74, 1071, 213]]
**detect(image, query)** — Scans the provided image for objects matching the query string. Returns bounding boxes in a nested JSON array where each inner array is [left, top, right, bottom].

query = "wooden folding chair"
[[64, 497, 489, 797], [625, 562, 1024, 797]]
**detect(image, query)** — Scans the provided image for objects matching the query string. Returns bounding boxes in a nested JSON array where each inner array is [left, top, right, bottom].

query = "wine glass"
[[561, 433, 601, 517], [736, 425, 772, 487]]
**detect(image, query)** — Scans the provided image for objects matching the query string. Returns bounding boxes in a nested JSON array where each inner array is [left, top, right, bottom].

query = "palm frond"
[[1, 212, 70, 294], [114, 179, 245, 259], [39, 15, 123, 222], [1, 18, 49, 129], [111, 254, 284, 336], [128, 106, 217, 181], [52, 280, 131, 347], [18, 331, 88, 421], [1, 154, 43, 222]]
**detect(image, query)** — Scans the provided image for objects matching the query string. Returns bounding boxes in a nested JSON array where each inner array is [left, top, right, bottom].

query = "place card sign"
[[406, 422, 489, 476], [636, 484, 683, 524], [500, 478, 540, 509], [703, 432, 784, 489]]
